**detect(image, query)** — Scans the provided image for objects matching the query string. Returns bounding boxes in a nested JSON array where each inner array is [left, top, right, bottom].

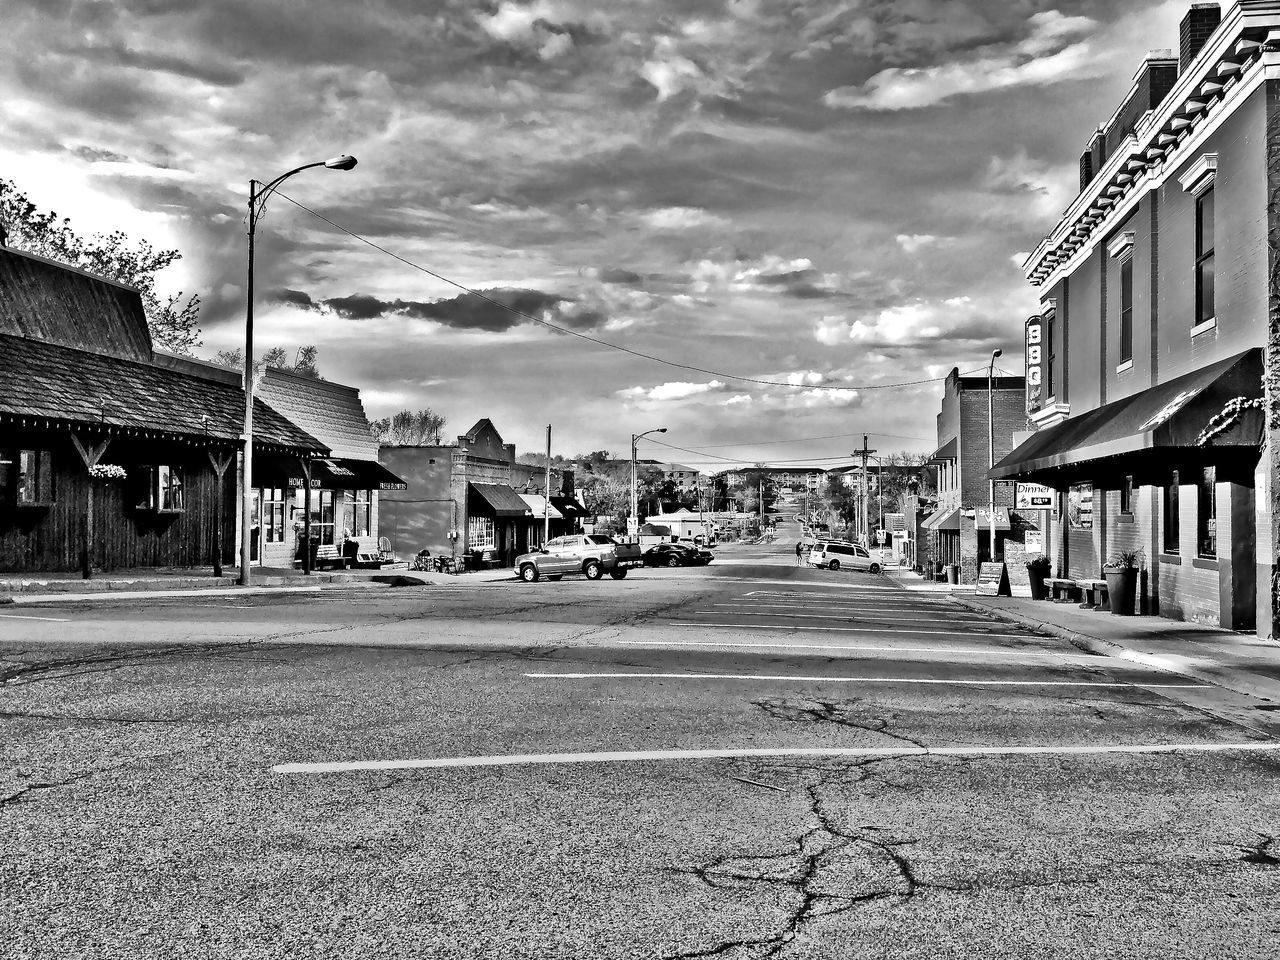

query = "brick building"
[[994, 1, 1272, 634], [923, 368, 1027, 583]]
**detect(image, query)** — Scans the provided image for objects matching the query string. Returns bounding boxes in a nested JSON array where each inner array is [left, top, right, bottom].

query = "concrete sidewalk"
[[0, 564, 515, 605], [953, 593, 1280, 705]]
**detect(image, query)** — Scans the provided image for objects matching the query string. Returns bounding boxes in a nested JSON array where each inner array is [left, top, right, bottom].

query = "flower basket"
[[87, 464, 127, 481]]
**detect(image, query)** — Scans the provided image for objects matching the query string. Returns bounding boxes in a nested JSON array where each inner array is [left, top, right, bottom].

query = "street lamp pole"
[[630, 427, 667, 534], [988, 347, 1003, 564], [239, 155, 357, 586]]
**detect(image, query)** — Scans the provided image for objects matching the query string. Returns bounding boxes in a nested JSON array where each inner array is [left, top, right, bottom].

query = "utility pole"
[[856, 435, 876, 547], [544, 423, 551, 545]]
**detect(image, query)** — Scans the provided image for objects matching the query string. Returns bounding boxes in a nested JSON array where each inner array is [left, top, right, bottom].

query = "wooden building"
[[0, 247, 326, 575]]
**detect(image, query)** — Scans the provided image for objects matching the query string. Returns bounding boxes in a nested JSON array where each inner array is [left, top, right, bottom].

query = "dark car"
[[643, 542, 713, 567]]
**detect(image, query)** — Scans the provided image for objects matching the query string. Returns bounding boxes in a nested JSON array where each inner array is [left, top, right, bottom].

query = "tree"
[[0, 178, 201, 354], [578, 472, 629, 522], [369, 408, 448, 445], [215, 345, 323, 379]]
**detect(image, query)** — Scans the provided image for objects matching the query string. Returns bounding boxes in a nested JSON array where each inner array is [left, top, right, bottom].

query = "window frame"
[[1046, 313, 1056, 398], [1194, 186, 1215, 328], [1119, 253, 1134, 365], [135, 464, 186, 513], [1196, 466, 1217, 559], [468, 515, 496, 551], [3, 448, 56, 507], [1119, 475, 1135, 516], [1162, 471, 1180, 555]]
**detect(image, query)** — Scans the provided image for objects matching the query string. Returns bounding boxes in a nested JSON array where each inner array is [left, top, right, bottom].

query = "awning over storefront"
[[927, 437, 958, 464], [921, 507, 960, 531], [550, 496, 588, 517], [518, 494, 563, 520], [975, 506, 1012, 531], [288, 458, 409, 490], [469, 482, 533, 518], [989, 348, 1263, 484]]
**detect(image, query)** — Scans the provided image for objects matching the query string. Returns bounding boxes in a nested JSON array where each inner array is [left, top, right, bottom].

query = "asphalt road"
[[3, 532, 1280, 959]]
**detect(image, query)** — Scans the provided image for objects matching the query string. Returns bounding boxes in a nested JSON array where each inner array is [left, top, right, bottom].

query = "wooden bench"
[[1077, 578, 1110, 611], [1047, 578, 1081, 603], [313, 544, 349, 570]]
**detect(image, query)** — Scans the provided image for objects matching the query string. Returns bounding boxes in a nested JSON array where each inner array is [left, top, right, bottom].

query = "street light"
[[988, 347, 1003, 564], [630, 427, 667, 533], [239, 155, 357, 586]]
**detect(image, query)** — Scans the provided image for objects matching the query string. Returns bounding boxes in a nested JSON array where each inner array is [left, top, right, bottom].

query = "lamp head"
[[658, 428, 668, 433], [992, 348, 1003, 359], [324, 155, 358, 171]]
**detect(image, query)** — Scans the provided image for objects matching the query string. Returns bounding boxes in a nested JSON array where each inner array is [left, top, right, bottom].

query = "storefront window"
[[262, 488, 286, 543], [1163, 471, 1180, 554], [468, 515, 495, 551], [308, 490, 337, 545], [3, 449, 55, 505], [342, 489, 372, 538], [136, 465, 184, 512], [1119, 475, 1135, 515], [1197, 467, 1216, 559]]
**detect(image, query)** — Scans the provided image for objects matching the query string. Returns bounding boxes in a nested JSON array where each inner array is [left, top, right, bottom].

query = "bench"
[[1077, 578, 1110, 611], [1046, 578, 1082, 603], [313, 544, 349, 570]]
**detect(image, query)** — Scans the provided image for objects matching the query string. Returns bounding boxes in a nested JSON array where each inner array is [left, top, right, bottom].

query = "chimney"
[[1180, 3, 1221, 72], [1079, 149, 1095, 192]]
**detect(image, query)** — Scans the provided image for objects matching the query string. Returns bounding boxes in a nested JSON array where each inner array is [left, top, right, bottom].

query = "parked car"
[[643, 542, 713, 567], [808, 540, 882, 573], [514, 534, 643, 582]]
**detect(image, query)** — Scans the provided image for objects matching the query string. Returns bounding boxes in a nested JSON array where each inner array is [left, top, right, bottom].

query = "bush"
[[1025, 555, 1052, 576]]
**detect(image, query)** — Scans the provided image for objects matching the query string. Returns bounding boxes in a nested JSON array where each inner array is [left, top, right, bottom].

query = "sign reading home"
[[1024, 315, 1045, 416]]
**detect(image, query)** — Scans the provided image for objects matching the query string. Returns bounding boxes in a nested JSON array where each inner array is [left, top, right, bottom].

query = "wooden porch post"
[[70, 434, 111, 580], [208, 450, 234, 578], [301, 458, 313, 575]]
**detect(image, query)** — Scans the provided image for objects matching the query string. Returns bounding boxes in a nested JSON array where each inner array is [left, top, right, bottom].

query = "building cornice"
[[1025, 1, 1280, 288]]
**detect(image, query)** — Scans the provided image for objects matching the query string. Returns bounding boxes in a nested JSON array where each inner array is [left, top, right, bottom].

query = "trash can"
[[946, 564, 960, 585]]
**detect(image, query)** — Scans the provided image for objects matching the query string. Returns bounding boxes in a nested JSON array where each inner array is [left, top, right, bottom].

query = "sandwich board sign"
[[976, 562, 1011, 597]]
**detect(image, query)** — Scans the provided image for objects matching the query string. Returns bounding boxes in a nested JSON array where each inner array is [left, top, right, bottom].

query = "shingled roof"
[[256, 369, 378, 460], [0, 333, 327, 455]]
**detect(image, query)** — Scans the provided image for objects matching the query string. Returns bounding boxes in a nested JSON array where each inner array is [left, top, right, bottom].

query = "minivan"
[[808, 540, 882, 573]]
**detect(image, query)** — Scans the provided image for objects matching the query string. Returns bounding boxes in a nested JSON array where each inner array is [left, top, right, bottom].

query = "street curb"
[[950, 596, 1278, 703]]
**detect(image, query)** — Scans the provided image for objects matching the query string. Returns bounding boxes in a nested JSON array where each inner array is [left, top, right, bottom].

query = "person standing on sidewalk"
[[796, 541, 804, 565]]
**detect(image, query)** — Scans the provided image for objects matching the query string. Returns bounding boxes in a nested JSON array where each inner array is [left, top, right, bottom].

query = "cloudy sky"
[[1, 0, 1192, 468]]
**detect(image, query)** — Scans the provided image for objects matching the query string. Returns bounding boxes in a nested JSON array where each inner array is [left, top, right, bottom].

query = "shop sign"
[[1025, 315, 1045, 416], [1015, 482, 1056, 511], [1067, 484, 1093, 529], [1025, 530, 1044, 554]]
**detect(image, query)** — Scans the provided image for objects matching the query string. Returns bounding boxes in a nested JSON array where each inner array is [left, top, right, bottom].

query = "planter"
[[1105, 568, 1138, 616], [1028, 573, 1048, 601]]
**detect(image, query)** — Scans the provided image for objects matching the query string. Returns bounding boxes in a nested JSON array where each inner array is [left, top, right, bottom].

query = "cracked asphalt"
[[3, 529, 1280, 959]]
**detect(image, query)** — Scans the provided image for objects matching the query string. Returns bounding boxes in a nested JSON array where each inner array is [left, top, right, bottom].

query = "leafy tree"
[[578, 472, 629, 521], [369, 408, 448, 445], [214, 344, 323, 379], [0, 178, 201, 354]]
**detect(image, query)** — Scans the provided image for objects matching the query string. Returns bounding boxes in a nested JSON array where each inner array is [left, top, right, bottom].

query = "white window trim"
[[1178, 152, 1218, 196], [1106, 231, 1136, 259], [1116, 359, 1134, 374], [1190, 316, 1217, 337]]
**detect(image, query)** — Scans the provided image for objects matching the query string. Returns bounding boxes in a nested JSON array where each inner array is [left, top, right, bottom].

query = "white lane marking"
[[615, 639, 1080, 658], [654, 621, 1038, 639], [12, 585, 325, 605], [526, 672, 1204, 688], [0, 613, 71, 622], [274, 742, 1280, 774]]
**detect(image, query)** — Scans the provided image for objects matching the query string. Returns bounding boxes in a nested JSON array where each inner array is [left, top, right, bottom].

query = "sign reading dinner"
[[1025, 315, 1044, 416]]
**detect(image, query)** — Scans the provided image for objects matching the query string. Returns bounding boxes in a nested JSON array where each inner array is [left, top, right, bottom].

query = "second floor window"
[[1196, 187, 1215, 326], [1046, 314, 1056, 397], [1119, 255, 1133, 364]]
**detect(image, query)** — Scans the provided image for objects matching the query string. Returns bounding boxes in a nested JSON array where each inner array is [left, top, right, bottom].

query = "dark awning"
[[927, 437, 958, 464], [921, 507, 960, 531], [288, 458, 408, 490], [469, 482, 533, 518], [989, 348, 1263, 485], [550, 495, 588, 517]]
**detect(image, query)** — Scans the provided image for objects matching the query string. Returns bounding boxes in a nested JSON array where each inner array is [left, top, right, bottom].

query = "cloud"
[[641, 206, 727, 230], [823, 10, 1102, 111], [303, 288, 607, 333], [814, 295, 1007, 350], [897, 234, 942, 254], [618, 379, 727, 402]]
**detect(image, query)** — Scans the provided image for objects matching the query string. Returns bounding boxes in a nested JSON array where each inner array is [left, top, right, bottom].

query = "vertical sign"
[[1025, 315, 1045, 417]]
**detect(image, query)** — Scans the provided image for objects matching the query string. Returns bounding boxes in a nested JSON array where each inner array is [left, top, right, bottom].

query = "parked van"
[[808, 540, 882, 573]]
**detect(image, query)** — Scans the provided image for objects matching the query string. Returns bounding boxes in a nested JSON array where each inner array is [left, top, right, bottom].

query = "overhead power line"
[[276, 191, 998, 395]]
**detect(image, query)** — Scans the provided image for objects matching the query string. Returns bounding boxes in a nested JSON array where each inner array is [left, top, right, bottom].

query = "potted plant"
[[1102, 549, 1143, 616], [1026, 555, 1052, 600]]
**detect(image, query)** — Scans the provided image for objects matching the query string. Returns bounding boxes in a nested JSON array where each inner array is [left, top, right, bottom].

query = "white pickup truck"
[[514, 534, 644, 582]]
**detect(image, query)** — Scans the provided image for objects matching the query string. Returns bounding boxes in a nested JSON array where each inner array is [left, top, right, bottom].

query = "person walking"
[[795, 541, 804, 565]]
